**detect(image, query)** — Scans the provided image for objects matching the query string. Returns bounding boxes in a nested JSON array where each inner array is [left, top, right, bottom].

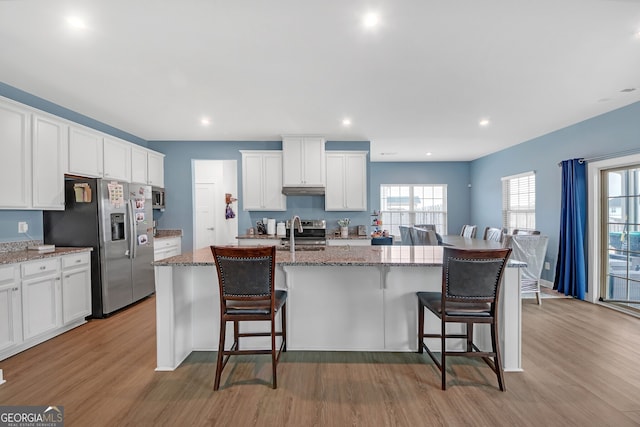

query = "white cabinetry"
[[103, 137, 132, 182], [21, 258, 61, 340], [0, 265, 22, 353], [0, 252, 92, 361], [325, 151, 367, 211], [130, 145, 148, 184], [282, 136, 325, 187], [32, 114, 67, 210], [68, 126, 104, 178], [154, 237, 182, 261], [241, 151, 286, 211], [147, 150, 165, 188], [61, 252, 91, 324], [0, 101, 31, 208]]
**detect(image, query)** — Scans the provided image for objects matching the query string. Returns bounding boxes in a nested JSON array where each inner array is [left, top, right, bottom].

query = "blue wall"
[[148, 140, 372, 251], [470, 101, 640, 281], [369, 162, 471, 235]]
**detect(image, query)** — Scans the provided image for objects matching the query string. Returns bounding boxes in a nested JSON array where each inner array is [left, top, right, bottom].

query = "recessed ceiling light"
[[425, 152, 432, 156], [363, 11, 380, 29], [66, 16, 87, 30], [634, 31, 640, 40], [201, 117, 211, 126], [479, 118, 490, 127], [342, 118, 352, 126]]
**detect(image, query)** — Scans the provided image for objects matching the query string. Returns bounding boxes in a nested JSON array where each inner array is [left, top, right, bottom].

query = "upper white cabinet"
[[0, 101, 31, 209], [282, 136, 325, 187], [325, 151, 367, 211], [68, 126, 103, 178], [32, 114, 67, 210], [103, 137, 132, 182], [241, 151, 286, 211], [147, 150, 165, 188], [130, 145, 148, 184]]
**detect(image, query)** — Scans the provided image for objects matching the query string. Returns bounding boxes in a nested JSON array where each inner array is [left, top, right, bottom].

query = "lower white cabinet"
[[0, 252, 92, 361], [154, 237, 182, 261], [61, 253, 91, 325], [21, 258, 61, 340], [0, 265, 22, 352]]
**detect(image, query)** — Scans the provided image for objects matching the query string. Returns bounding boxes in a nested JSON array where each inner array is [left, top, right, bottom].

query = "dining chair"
[[210, 245, 287, 390], [399, 226, 413, 245], [483, 226, 504, 243], [417, 247, 512, 391], [503, 234, 549, 305], [460, 225, 477, 238], [411, 227, 439, 245]]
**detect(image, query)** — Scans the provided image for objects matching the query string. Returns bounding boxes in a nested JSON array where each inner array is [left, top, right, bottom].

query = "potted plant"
[[337, 218, 350, 238]]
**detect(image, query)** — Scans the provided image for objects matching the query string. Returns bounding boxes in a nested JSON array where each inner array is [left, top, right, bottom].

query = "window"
[[602, 165, 640, 309], [502, 171, 535, 233], [380, 184, 447, 237]]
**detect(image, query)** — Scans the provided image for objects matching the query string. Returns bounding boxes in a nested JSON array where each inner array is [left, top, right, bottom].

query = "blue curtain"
[[554, 159, 587, 299]]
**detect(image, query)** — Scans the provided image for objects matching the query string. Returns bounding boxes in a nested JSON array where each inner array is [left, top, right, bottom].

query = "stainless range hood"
[[281, 186, 325, 196]]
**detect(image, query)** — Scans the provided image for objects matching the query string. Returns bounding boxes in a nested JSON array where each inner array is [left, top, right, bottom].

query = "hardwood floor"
[[1, 296, 640, 426]]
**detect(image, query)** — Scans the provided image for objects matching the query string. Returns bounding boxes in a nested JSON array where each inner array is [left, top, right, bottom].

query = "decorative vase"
[[341, 226, 349, 238]]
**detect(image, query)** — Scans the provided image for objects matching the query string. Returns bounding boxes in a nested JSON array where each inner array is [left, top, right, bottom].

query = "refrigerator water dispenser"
[[111, 213, 125, 241]]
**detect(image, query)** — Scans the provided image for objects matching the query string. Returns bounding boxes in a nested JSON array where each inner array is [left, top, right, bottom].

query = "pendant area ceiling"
[[1, 0, 640, 161]]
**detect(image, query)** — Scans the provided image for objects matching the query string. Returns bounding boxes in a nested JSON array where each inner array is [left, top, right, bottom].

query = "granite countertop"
[[154, 245, 446, 267], [237, 234, 283, 239], [155, 229, 183, 239], [0, 247, 93, 265], [326, 235, 371, 240]]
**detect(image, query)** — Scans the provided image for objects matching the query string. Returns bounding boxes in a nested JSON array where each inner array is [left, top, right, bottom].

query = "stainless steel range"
[[283, 219, 326, 246]]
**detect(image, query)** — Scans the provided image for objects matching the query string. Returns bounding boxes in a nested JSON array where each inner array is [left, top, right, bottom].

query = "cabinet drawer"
[[62, 252, 91, 270], [0, 265, 18, 284], [155, 239, 175, 249], [21, 258, 60, 279]]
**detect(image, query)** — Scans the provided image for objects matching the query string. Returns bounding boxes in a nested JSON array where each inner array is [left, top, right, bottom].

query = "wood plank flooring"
[[1, 296, 640, 426]]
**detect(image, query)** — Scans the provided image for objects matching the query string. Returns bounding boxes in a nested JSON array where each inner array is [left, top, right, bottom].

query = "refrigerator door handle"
[[127, 199, 136, 259]]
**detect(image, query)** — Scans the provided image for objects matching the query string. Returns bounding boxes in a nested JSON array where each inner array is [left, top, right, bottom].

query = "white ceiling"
[[1, 0, 640, 161]]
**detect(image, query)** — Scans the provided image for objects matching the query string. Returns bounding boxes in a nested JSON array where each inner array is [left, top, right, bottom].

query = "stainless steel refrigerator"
[[44, 177, 155, 318]]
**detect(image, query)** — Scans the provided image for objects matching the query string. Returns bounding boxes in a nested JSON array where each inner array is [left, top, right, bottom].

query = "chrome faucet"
[[290, 215, 303, 253]]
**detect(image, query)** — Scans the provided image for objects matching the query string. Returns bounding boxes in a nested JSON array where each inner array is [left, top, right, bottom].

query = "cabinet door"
[[32, 114, 67, 210], [262, 152, 286, 210], [282, 137, 304, 186], [242, 152, 265, 210], [103, 137, 132, 182], [325, 153, 346, 210], [69, 126, 103, 177], [0, 100, 31, 208], [131, 145, 148, 184], [62, 267, 91, 324], [147, 151, 164, 187], [301, 136, 325, 186], [325, 151, 367, 211], [0, 266, 22, 352], [344, 153, 367, 210], [22, 275, 60, 340]]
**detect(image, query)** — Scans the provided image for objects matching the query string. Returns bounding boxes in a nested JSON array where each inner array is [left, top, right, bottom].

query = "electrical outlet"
[[544, 261, 550, 270], [18, 221, 28, 233]]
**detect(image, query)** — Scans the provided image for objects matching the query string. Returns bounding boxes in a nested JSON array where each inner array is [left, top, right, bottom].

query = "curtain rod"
[[557, 148, 640, 167]]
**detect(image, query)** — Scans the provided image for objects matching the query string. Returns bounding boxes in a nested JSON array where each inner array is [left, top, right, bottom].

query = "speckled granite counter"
[[154, 245, 445, 267], [154, 236, 524, 372], [0, 246, 93, 265]]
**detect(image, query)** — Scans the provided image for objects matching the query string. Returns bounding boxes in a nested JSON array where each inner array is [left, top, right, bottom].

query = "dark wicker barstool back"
[[211, 245, 287, 390]]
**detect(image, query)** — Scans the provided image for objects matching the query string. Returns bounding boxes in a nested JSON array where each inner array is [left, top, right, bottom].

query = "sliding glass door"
[[602, 165, 640, 310]]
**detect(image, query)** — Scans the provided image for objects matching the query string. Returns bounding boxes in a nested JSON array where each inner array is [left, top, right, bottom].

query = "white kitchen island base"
[[154, 246, 522, 372]]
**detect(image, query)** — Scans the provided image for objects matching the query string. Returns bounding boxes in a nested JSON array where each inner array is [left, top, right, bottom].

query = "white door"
[[194, 183, 218, 250]]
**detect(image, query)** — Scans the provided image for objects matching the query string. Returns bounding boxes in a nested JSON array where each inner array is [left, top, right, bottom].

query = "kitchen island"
[[153, 237, 524, 372]]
